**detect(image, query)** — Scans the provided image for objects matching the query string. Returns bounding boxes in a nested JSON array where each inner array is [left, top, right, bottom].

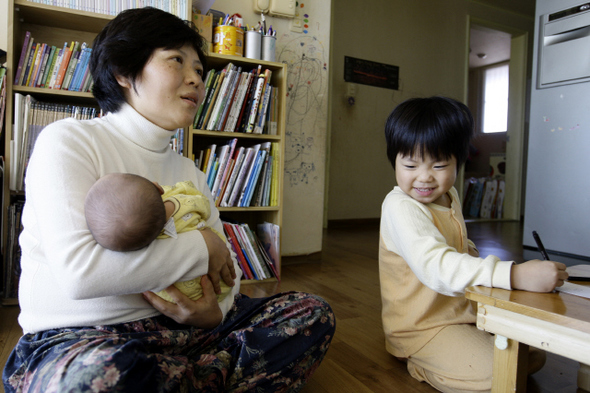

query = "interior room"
[[1, 0, 589, 392]]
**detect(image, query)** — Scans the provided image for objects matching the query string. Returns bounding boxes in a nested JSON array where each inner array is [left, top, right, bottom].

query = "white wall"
[[327, 0, 535, 222], [209, 0, 331, 256]]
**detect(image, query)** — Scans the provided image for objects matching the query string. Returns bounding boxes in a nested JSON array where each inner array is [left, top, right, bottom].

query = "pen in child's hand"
[[532, 231, 550, 260]]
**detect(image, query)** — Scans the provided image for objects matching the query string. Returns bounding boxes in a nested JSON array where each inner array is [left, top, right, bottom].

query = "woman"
[[3, 7, 335, 392]]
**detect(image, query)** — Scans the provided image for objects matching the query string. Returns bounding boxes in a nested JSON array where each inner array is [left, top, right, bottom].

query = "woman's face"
[[119, 44, 205, 130]]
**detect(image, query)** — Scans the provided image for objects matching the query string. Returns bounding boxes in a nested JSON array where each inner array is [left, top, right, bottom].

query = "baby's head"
[[85, 173, 166, 251], [385, 96, 474, 170]]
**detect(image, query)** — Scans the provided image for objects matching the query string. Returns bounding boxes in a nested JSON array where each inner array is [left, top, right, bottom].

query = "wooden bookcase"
[[188, 53, 286, 283], [1, 1, 285, 303]]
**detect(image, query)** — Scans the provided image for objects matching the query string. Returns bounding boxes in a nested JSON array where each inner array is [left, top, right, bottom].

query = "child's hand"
[[511, 260, 568, 292], [468, 244, 479, 257]]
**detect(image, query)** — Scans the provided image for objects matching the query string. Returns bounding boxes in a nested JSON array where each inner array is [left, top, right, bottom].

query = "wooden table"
[[465, 285, 590, 392]]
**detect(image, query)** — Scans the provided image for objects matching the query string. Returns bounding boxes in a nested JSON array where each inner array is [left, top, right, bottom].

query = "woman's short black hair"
[[384, 96, 474, 169], [90, 7, 208, 113]]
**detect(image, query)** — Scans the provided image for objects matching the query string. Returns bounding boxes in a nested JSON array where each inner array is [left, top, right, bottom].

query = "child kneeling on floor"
[[379, 96, 568, 393]]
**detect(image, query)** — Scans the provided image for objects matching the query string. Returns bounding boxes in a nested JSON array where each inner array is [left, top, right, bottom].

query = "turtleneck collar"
[[105, 103, 179, 153]]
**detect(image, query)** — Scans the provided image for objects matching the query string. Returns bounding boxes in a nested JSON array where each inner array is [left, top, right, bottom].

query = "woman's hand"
[[142, 275, 223, 329], [201, 228, 236, 294]]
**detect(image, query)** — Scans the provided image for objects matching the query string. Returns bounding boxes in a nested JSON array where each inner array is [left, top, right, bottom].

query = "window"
[[482, 63, 509, 133]]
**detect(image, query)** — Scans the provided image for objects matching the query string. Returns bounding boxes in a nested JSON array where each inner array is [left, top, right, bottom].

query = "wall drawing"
[[277, 34, 328, 187]]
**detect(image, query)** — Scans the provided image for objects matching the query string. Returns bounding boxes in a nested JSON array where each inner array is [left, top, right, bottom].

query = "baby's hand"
[[511, 260, 568, 292]]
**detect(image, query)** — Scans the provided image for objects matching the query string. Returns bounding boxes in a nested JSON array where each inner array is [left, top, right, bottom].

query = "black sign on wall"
[[344, 56, 399, 90]]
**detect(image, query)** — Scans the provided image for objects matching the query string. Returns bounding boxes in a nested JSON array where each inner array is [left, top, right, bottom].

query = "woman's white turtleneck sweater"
[[18, 103, 241, 334]]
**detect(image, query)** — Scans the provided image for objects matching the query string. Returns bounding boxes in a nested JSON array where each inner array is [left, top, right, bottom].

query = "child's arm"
[[511, 260, 568, 292]]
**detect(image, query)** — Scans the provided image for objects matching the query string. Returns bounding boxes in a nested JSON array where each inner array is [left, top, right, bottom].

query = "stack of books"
[[195, 139, 280, 207], [10, 93, 100, 191], [193, 63, 278, 134], [22, 0, 187, 18], [222, 220, 279, 280], [463, 177, 505, 219], [14, 33, 94, 93], [0, 66, 6, 136], [3, 199, 24, 303]]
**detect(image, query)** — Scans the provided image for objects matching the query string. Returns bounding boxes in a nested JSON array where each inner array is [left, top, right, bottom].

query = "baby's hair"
[[85, 173, 166, 251], [384, 96, 474, 169]]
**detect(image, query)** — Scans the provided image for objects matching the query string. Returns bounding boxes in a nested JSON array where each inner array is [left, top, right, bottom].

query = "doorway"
[[464, 18, 528, 221]]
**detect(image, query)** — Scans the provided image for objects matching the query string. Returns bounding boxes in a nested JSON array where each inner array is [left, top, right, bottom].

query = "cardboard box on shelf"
[[192, 13, 213, 52]]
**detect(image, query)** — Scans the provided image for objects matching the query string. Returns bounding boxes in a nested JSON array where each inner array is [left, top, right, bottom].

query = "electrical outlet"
[[290, 18, 303, 33]]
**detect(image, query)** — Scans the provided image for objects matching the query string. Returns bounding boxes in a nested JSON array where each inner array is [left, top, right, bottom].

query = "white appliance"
[[524, 0, 590, 265]]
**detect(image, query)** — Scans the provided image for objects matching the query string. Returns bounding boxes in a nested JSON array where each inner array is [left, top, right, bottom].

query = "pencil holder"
[[245, 30, 262, 60], [213, 25, 244, 57], [261, 35, 276, 62]]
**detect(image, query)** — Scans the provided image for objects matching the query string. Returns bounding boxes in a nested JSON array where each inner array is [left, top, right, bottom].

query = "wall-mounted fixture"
[[253, 0, 296, 18]]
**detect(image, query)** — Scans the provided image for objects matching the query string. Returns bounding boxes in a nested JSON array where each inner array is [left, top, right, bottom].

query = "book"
[[217, 68, 243, 131], [32, 44, 51, 87], [236, 68, 262, 132], [257, 221, 280, 274], [242, 142, 270, 207], [241, 223, 274, 278], [38, 45, 57, 88], [254, 85, 272, 134], [47, 43, 67, 89], [212, 138, 238, 202], [70, 46, 90, 91], [206, 63, 235, 130], [200, 70, 224, 129], [54, 42, 75, 89], [210, 144, 230, 198], [220, 146, 246, 207], [226, 222, 260, 279], [224, 70, 253, 132], [222, 222, 254, 280], [28, 43, 46, 87], [14, 31, 32, 85], [252, 144, 272, 206], [193, 69, 215, 127], [245, 71, 268, 133], [227, 146, 257, 207], [22, 42, 39, 87], [270, 142, 280, 206], [233, 223, 266, 279], [62, 42, 82, 90]]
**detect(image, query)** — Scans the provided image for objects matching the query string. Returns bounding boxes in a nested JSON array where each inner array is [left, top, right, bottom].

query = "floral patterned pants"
[[3, 292, 335, 393]]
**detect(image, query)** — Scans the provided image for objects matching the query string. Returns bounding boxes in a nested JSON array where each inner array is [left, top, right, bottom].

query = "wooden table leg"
[[578, 363, 590, 392], [492, 335, 528, 393]]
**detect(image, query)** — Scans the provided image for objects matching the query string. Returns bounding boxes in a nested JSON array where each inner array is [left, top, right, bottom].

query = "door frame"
[[463, 16, 529, 221]]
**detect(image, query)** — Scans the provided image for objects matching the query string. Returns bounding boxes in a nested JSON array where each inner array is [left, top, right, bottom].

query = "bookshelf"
[[188, 54, 286, 283], [2, 1, 285, 304]]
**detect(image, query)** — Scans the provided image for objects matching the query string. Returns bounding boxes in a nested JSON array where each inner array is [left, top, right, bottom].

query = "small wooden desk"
[[465, 286, 590, 392]]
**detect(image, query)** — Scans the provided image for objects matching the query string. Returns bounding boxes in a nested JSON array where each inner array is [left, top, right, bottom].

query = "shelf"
[[190, 128, 281, 141], [14, 0, 114, 33]]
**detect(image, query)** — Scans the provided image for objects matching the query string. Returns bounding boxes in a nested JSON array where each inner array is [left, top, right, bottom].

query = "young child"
[[84, 172, 231, 303], [379, 96, 568, 393]]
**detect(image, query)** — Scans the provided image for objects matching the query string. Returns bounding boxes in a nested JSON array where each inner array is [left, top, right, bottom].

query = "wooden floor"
[[0, 221, 584, 392]]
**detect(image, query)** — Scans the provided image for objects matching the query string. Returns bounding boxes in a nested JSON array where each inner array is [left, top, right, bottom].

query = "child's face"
[[395, 151, 457, 207], [118, 44, 206, 130]]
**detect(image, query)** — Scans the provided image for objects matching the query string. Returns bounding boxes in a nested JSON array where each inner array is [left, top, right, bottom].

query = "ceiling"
[[468, 0, 536, 68], [475, 0, 536, 17], [469, 25, 512, 68]]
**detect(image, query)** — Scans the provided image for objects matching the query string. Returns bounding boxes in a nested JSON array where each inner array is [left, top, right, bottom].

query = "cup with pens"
[[213, 13, 244, 57], [245, 13, 277, 62]]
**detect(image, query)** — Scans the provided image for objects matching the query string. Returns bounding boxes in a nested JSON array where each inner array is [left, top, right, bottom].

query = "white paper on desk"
[[566, 264, 590, 279], [556, 282, 590, 299]]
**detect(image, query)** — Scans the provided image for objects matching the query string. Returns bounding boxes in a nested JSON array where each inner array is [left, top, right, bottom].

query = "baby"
[[84, 172, 231, 303]]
